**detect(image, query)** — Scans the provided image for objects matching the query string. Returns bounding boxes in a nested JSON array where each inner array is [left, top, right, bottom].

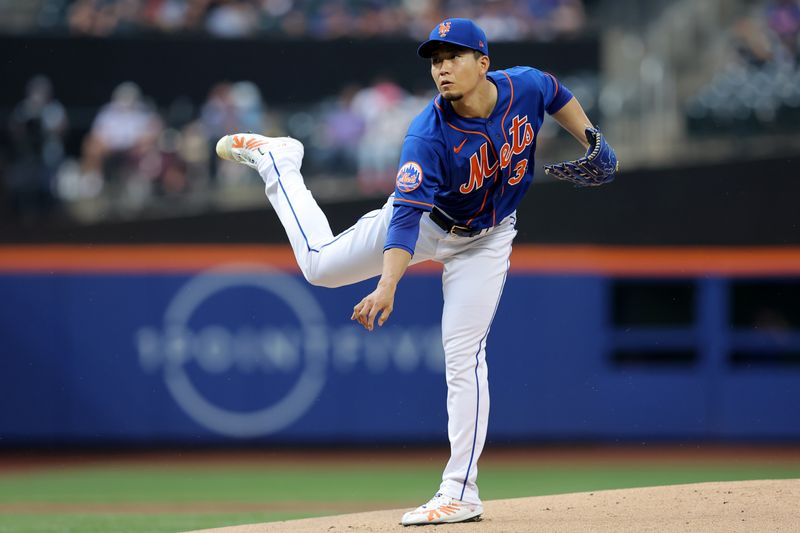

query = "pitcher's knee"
[[302, 268, 344, 288]]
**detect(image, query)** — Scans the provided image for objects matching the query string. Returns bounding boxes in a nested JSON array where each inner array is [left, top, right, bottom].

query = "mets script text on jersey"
[[460, 114, 535, 194]]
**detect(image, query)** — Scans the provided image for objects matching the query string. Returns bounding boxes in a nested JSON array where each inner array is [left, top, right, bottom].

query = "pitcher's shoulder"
[[405, 97, 447, 146]]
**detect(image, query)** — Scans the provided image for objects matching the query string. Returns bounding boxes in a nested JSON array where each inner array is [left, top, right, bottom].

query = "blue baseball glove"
[[544, 127, 618, 187]]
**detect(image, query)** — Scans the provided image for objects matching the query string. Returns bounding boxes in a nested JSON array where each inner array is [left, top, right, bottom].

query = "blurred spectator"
[[200, 81, 266, 143], [311, 84, 366, 176], [200, 81, 268, 185], [179, 120, 213, 188], [543, 0, 586, 38], [686, 1, 800, 135], [51, 0, 587, 41], [308, 1, 352, 38], [350, 79, 426, 194], [5, 76, 68, 221], [231, 81, 267, 133], [731, 15, 774, 66], [137, 128, 189, 197], [474, 0, 528, 42], [141, 0, 191, 31], [69, 0, 143, 36], [353, 3, 409, 38], [200, 82, 239, 142], [766, 0, 800, 60], [205, 0, 259, 38], [80, 82, 163, 200]]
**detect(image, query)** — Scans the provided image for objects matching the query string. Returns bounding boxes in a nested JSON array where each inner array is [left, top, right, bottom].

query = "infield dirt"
[[186, 479, 799, 533]]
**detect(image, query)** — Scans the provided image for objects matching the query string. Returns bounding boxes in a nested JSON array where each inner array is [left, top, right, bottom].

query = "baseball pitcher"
[[216, 17, 618, 526]]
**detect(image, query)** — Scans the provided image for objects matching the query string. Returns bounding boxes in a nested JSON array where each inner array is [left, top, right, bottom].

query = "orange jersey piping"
[[394, 198, 434, 209]]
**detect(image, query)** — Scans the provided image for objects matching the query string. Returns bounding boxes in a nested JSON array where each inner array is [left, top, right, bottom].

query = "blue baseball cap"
[[417, 18, 489, 59]]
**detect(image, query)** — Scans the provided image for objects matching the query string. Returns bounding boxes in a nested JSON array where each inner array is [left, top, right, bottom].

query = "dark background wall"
[[0, 35, 599, 109]]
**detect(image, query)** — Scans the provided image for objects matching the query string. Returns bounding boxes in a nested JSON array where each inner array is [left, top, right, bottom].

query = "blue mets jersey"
[[392, 66, 572, 230]]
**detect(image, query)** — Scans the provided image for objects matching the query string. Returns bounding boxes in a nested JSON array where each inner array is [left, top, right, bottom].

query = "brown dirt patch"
[[183, 479, 800, 533], [3, 445, 800, 475]]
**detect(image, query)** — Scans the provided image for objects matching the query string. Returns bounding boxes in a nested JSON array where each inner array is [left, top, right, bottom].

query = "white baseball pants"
[[257, 144, 516, 505]]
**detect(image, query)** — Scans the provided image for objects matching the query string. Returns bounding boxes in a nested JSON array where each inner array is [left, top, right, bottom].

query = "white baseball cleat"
[[215, 133, 303, 170], [400, 492, 483, 526]]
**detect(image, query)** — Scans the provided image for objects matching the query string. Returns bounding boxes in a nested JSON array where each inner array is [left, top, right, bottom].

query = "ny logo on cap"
[[438, 21, 451, 37]]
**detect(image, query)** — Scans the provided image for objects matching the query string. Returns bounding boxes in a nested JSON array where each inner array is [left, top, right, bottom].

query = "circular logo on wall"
[[136, 264, 328, 438]]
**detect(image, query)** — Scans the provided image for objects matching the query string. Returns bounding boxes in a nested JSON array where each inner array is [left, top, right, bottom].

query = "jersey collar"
[[436, 72, 507, 123]]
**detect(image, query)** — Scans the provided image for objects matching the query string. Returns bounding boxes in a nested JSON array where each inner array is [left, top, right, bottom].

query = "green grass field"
[[2, 452, 800, 533]]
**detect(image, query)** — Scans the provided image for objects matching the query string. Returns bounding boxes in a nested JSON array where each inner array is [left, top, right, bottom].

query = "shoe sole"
[[401, 511, 483, 526], [215, 135, 234, 161], [216, 135, 302, 162]]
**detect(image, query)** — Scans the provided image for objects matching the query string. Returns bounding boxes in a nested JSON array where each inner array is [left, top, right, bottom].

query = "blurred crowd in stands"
[[0, 0, 589, 221], [3, 71, 588, 222], [3, 0, 586, 41], [6, 0, 799, 224], [686, 0, 800, 134], [5, 76, 68, 221], [0, 75, 442, 221]]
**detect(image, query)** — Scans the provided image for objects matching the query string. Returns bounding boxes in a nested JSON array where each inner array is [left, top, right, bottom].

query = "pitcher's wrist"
[[377, 277, 398, 292]]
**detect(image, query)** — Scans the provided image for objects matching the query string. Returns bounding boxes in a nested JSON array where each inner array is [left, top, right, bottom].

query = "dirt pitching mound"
[[187, 479, 799, 533]]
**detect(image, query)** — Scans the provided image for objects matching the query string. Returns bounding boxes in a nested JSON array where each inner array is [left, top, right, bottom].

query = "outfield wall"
[[1, 245, 799, 444]]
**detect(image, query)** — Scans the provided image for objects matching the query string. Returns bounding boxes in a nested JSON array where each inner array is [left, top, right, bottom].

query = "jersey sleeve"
[[384, 204, 423, 255], [392, 134, 444, 212], [540, 71, 574, 115]]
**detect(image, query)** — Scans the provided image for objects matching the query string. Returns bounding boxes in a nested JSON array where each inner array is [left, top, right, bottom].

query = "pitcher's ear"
[[480, 54, 490, 73]]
